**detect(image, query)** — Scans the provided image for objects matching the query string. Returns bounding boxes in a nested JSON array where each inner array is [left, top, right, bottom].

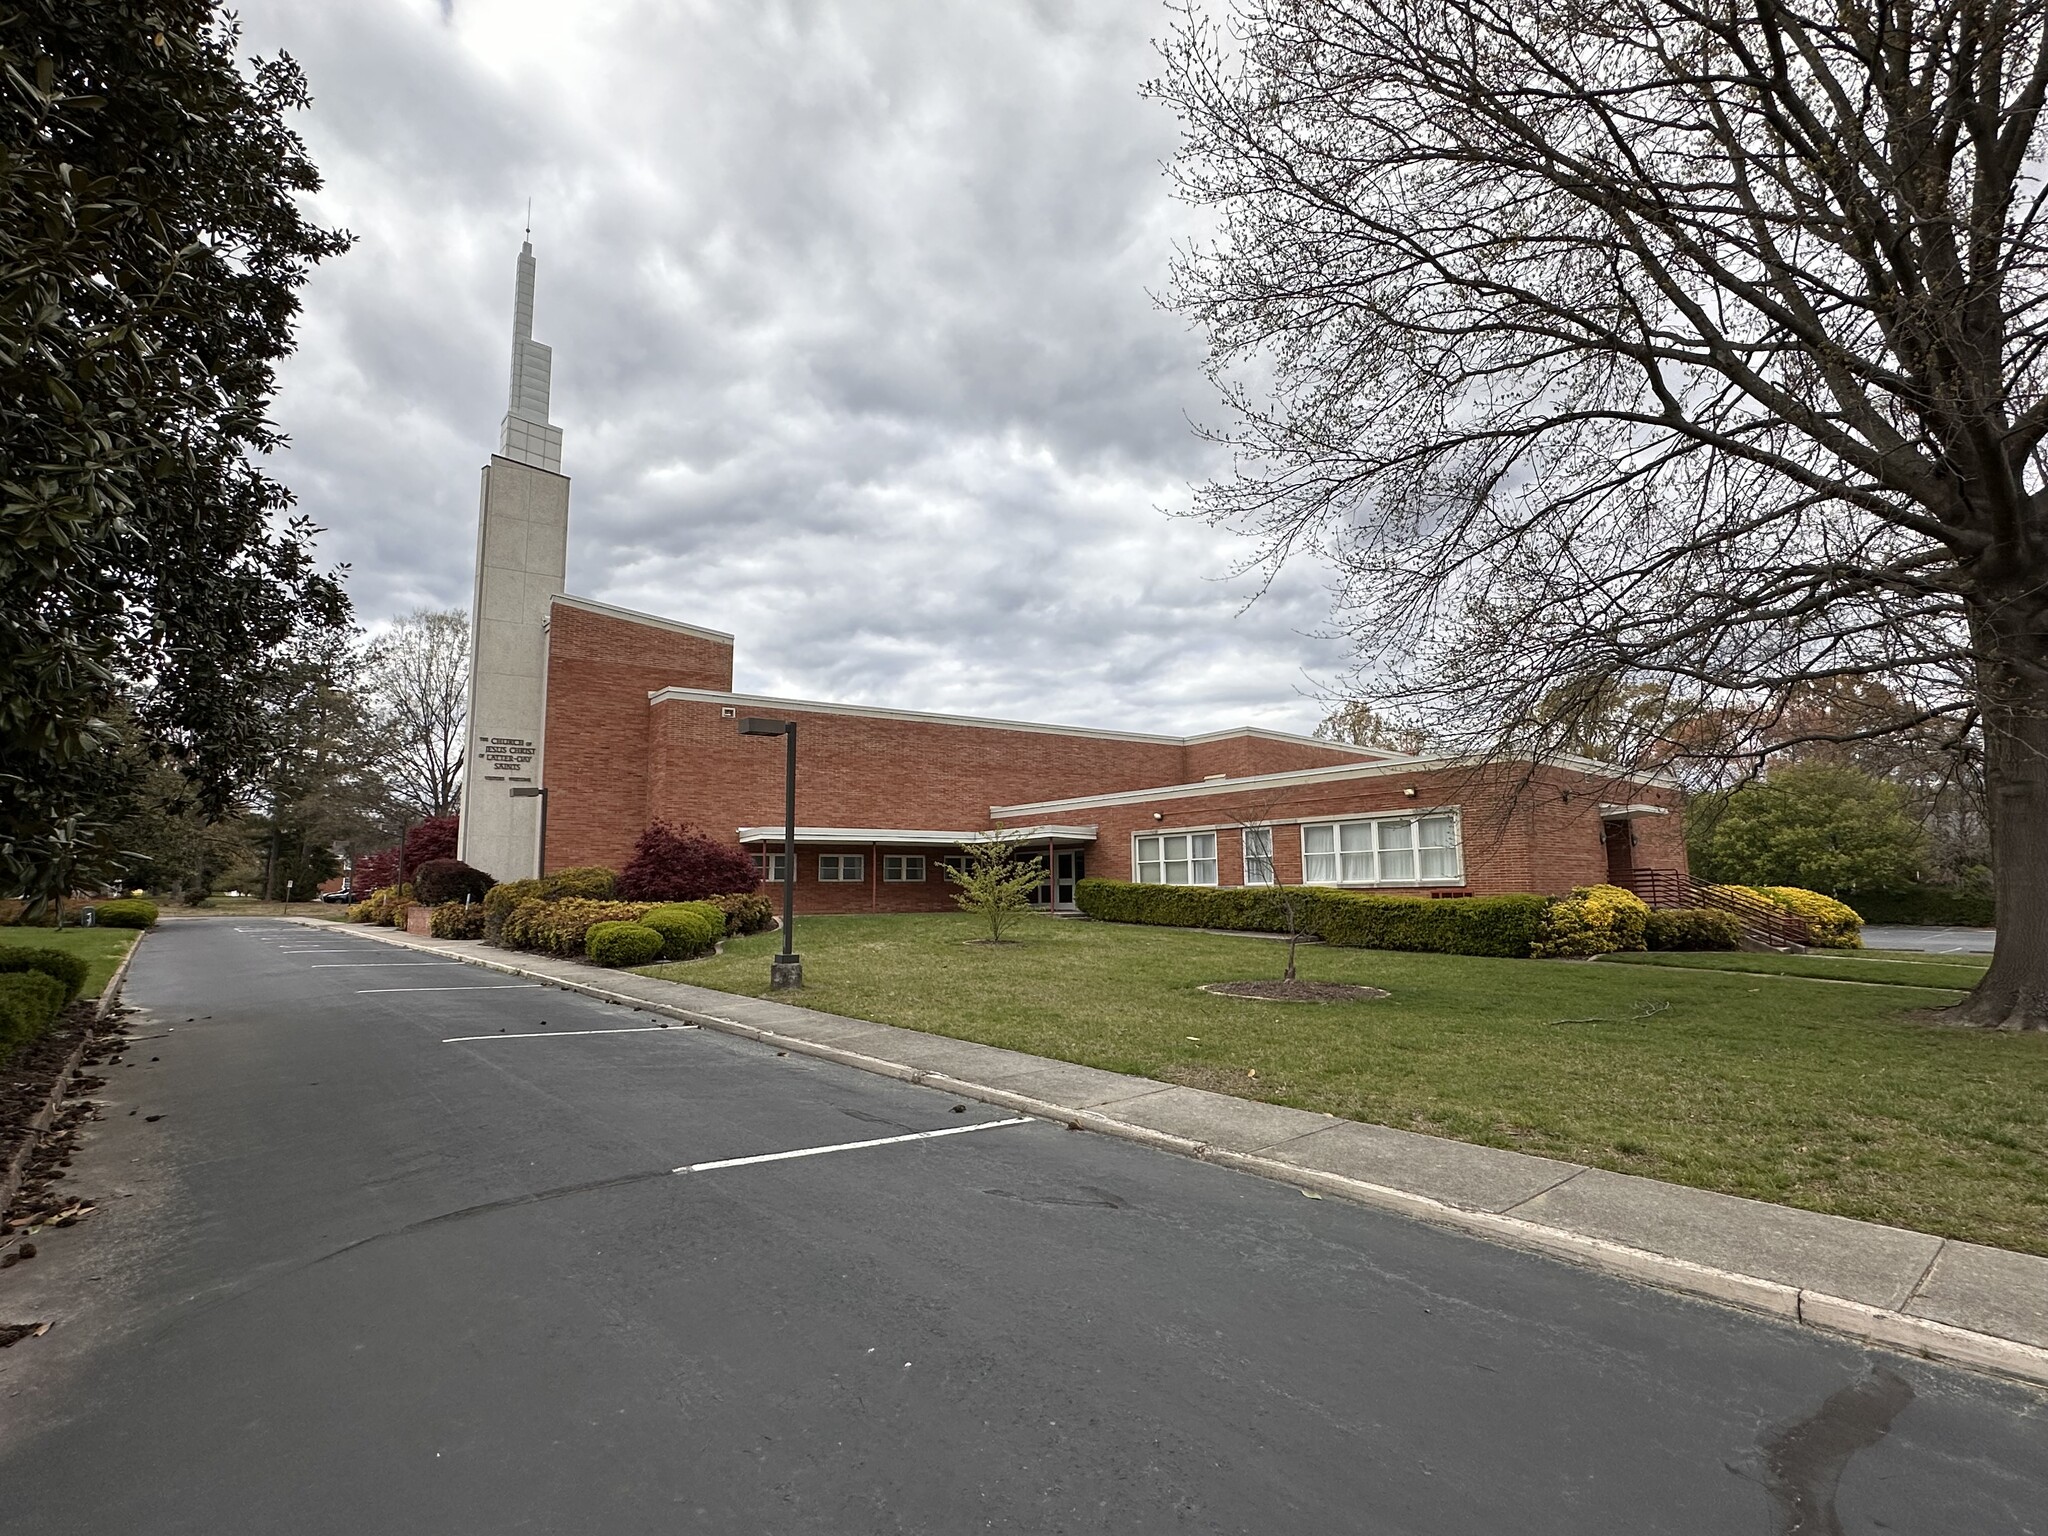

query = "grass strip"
[[641, 913, 2048, 1255], [0, 926, 139, 999]]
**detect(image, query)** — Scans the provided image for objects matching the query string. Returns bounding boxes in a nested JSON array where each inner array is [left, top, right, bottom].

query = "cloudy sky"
[[234, 0, 1350, 735]]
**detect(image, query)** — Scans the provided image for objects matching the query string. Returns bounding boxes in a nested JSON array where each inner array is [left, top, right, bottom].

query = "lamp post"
[[738, 717, 801, 989], [509, 786, 549, 877]]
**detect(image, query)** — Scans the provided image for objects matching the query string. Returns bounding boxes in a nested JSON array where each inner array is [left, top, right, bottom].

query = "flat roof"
[[736, 825, 1098, 847], [649, 685, 1404, 758]]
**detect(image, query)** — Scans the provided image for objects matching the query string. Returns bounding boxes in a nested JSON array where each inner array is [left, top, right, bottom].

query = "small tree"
[[617, 820, 759, 902], [1226, 799, 1306, 981], [945, 832, 1046, 944]]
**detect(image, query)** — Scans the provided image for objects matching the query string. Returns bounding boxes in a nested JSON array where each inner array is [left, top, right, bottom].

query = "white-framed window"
[[1300, 814, 1461, 886], [882, 854, 926, 883], [939, 854, 972, 876], [750, 852, 788, 882], [818, 853, 865, 882], [1133, 830, 1218, 886], [1242, 826, 1276, 885]]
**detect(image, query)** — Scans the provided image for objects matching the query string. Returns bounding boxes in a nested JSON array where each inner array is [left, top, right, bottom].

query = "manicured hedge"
[[1645, 907, 1743, 951], [1073, 879, 1549, 958], [711, 892, 777, 936], [586, 921, 666, 968], [429, 901, 488, 940], [90, 898, 158, 929], [641, 902, 725, 960], [1745, 886, 1864, 948], [0, 946, 89, 1000], [501, 898, 656, 958], [0, 970, 68, 1067], [480, 868, 621, 942], [1847, 886, 1996, 928]]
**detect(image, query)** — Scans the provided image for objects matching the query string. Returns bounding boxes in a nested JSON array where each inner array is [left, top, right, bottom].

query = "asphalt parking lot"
[[1, 919, 2041, 1534]]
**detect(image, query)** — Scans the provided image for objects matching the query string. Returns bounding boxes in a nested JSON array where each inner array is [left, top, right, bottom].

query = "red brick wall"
[[750, 846, 972, 917], [1061, 763, 1685, 898], [1180, 733, 1380, 780], [542, 602, 734, 873]]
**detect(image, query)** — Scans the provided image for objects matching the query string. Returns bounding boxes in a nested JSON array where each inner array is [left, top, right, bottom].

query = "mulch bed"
[[1199, 980, 1390, 1003], [2, 1001, 126, 1302]]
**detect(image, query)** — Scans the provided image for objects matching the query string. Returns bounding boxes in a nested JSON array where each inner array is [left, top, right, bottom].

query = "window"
[[818, 853, 865, 882], [1242, 826, 1275, 885], [1134, 831, 1218, 886], [750, 852, 787, 882], [882, 854, 926, 883], [1299, 814, 1460, 886], [939, 854, 972, 876]]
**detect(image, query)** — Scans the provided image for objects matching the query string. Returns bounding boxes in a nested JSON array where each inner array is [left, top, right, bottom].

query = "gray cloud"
[[239, 0, 1348, 734]]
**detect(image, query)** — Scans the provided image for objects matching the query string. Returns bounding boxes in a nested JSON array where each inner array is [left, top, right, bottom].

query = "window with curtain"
[[1298, 814, 1460, 886], [1242, 826, 1275, 885], [1134, 831, 1218, 885]]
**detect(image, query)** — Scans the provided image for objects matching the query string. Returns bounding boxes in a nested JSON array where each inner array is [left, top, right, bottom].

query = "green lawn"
[[643, 913, 2048, 1255], [1600, 949, 1992, 992], [0, 924, 141, 998]]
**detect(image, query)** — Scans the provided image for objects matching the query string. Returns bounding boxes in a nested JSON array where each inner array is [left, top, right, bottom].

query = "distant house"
[[455, 240, 1686, 911]]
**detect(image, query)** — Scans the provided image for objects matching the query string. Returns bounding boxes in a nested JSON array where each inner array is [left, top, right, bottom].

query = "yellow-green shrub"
[[429, 901, 487, 940], [1752, 886, 1864, 948], [349, 885, 414, 926], [500, 897, 655, 958], [1532, 884, 1650, 958], [641, 901, 725, 959], [90, 897, 158, 928], [586, 921, 665, 968]]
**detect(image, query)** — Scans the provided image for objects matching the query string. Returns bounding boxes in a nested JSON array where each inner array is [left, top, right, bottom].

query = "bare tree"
[[1154, 0, 2048, 1027], [362, 609, 469, 820]]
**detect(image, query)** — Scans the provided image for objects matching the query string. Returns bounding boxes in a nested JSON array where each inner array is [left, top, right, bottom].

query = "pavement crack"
[[1760, 1366, 1915, 1535], [311, 1167, 681, 1265]]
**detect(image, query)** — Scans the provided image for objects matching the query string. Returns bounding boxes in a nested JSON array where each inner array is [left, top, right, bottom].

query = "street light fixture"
[[738, 717, 801, 989], [509, 786, 549, 877]]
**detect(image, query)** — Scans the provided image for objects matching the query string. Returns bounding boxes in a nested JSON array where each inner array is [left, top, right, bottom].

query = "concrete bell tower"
[[456, 238, 570, 880]]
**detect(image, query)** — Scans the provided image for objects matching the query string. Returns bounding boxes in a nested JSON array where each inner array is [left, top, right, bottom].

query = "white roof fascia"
[[555, 592, 734, 646], [735, 825, 1098, 847], [647, 686, 1390, 755], [991, 755, 1679, 817], [1598, 803, 1672, 818], [1180, 726, 1400, 760]]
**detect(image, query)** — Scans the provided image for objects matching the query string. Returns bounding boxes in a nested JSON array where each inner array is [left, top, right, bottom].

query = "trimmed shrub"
[[1751, 886, 1864, 948], [0, 946, 89, 1000], [1532, 884, 1650, 958], [90, 898, 158, 929], [481, 878, 544, 940], [586, 921, 666, 968], [500, 897, 656, 958], [1072, 879, 1549, 958], [1847, 886, 1995, 928], [546, 866, 619, 901], [712, 891, 778, 936], [1645, 907, 1743, 952], [413, 859, 495, 907], [618, 822, 759, 902], [0, 970, 68, 1067], [429, 901, 488, 940], [641, 901, 726, 960]]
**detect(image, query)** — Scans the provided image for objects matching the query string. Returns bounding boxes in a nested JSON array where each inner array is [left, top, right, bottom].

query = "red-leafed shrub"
[[354, 816, 461, 892], [616, 821, 759, 902]]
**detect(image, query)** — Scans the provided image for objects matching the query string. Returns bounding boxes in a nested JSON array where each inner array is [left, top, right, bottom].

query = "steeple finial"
[[498, 234, 562, 473]]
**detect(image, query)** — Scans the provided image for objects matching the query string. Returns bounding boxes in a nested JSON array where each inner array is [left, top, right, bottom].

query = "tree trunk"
[[1950, 618, 2048, 1030]]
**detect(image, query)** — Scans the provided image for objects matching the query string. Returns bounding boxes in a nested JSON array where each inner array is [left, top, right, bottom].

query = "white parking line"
[[442, 1025, 697, 1043], [356, 983, 544, 995], [311, 962, 465, 968], [674, 1117, 1034, 1175]]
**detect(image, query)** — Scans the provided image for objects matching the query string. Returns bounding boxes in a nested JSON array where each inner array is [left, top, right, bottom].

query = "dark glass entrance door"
[[1028, 850, 1086, 910], [1603, 819, 1635, 886]]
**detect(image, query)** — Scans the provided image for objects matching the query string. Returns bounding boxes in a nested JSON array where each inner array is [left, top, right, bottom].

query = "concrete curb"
[[1, 930, 144, 1220], [298, 919, 2048, 1390]]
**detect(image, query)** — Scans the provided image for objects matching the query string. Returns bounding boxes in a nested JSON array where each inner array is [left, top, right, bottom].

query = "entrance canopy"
[[735, 825, 1097, 848]]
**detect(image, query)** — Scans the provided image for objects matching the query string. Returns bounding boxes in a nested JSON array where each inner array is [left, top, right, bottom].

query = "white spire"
[[498, 238, 563, 473]]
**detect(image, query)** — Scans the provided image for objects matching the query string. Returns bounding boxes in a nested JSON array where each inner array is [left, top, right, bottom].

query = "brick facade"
[[541, 599, 734, 874], [535, 599, 1687, 912]]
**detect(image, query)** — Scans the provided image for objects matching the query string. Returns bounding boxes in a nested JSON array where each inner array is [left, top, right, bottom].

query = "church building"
[[456, 243, 1688, 914]]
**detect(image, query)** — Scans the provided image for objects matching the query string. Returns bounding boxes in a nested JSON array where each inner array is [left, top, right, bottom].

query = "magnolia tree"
[[1155, 0, 2048, 1027]]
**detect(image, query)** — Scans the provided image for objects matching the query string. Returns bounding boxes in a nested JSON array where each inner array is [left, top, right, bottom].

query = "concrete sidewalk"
[[295, 917, 2048, 1388]]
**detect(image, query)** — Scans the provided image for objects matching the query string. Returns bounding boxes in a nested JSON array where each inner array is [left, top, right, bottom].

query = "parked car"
[[319, 889, 354, 904]]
